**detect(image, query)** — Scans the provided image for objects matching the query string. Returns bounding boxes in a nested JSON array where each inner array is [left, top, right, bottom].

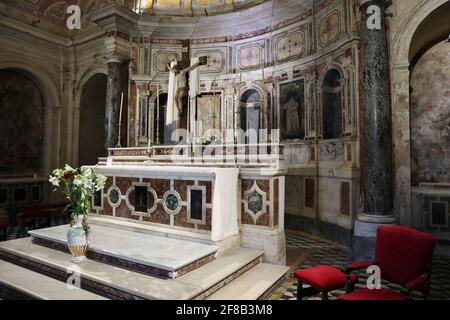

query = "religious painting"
[[197, 93, 221, 136], [319, 11, 341, 46], [275, 31, 305, 62], [238, 44, 262, 69], [279, 80, 305, 140]]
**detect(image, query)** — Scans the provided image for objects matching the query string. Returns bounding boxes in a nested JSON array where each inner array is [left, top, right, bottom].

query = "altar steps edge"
[[0, 260, 107, 300], [206, 263, 289, 300], [0, 238, 269, 300]]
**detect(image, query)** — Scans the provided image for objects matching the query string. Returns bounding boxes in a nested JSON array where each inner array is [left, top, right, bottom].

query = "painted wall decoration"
[[193, 0, 224, 7], [44, 1, 67, 19], [0, 69, 44, 174], [155, 0, 181, 7], [238, 44, 262, 69], [193, 49, 224, 73], [411, 41, 450, 185], [279, 80, 305, 140], [197, 93, 221, 136], [275, 31, 305, 61], [318, 11, 341, 46], [154, 51, 179, 73]]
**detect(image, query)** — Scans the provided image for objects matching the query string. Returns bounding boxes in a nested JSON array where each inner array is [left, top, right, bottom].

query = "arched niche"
[[321, 68, 343, 140], [0, 68, 45, 175], [78, 73, 107, 166], [390, 0, 450, 225], [239, 88, 263, 144]]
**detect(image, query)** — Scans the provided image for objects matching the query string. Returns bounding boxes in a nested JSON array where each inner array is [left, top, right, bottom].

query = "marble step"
[[0, 238, 264, 300], [88, 216, 241, 255], [0, 260, 107, 300], [206, 263, 289, 300], [89, 215, 213, 245], [28, 223, 217, 279]]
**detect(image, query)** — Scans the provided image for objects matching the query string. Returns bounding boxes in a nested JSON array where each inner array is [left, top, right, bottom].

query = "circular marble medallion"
[[107, 186, 122, 207], [163, 191, 182, 215]]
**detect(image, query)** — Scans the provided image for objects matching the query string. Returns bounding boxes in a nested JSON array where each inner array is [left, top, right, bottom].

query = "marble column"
[[352, 0, 396, 261], [105, 60, 122, 149]]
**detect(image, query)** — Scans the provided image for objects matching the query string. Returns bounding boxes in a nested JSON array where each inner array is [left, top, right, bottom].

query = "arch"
[[239, 87, 265, 144], [321, 68, 343, 140], [0, 59, 59, 107], [390, 0, 450, 225], [75, 66, 108, 108], [393, 0, 449, 65], [77, 73, 108, 166], [0, 69, 46, 175]]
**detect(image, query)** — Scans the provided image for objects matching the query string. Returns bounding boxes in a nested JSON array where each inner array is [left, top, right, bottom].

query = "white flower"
[[49, 176, 60, 187], [73, 176, 83, 186]]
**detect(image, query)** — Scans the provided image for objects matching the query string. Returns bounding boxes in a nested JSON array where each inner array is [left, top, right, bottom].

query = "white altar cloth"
[[211, 168, 239, 242]]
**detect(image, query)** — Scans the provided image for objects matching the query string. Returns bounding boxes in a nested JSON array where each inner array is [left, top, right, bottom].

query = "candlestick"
[[156, 84, 160, 145]]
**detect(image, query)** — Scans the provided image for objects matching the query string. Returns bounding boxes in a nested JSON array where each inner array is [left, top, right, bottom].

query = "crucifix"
[[166, 41, 207, 129]]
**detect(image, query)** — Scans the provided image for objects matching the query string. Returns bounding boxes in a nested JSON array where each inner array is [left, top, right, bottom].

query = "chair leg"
[[297, 281, 303, 301]]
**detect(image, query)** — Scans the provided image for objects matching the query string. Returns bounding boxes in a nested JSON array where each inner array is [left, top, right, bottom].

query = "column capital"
[[105, 36, 131, 63]]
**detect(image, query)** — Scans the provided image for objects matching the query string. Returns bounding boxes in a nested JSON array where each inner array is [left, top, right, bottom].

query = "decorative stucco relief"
[[238, 43, 263, 69], [275, 31, 305, 62], [153, 51, 179, 73], [193, 49, 225, 73], [318, 11, 341, 46]]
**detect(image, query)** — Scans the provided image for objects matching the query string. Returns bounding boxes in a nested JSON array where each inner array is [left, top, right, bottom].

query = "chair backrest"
[[375, 226, 437, 286]]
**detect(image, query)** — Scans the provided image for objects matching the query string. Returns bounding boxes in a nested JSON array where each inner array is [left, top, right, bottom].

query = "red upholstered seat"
[[294, 266, 357, 292], [0, 221, 9, 230], [338, 226, 437, 300], [338, 288, 407, 301]]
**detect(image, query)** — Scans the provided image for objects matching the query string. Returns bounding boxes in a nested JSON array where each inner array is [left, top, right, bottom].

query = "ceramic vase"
[[67, 214, 89, 263]]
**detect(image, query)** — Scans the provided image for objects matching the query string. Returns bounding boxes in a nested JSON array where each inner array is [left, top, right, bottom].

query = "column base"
[[351, 214, 397, 262]]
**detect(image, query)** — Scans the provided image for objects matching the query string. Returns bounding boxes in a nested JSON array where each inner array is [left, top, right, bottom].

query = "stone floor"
[[270, 230, 450, 300]]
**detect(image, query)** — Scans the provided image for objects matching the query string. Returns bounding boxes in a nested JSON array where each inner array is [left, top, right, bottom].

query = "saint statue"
[[284, 96, 300, 137]]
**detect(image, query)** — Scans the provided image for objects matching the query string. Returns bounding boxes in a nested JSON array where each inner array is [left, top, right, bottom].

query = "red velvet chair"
[[339, 226, 437, 300], [0, 221, 9, 241]]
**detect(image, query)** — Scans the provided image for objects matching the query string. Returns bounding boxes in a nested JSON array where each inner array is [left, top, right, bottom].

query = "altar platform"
[[28, 224, 218, 279], [0, 230, 288, 300]]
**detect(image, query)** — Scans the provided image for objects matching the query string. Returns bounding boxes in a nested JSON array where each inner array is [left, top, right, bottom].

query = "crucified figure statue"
[[167, 56, 207, 117]]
